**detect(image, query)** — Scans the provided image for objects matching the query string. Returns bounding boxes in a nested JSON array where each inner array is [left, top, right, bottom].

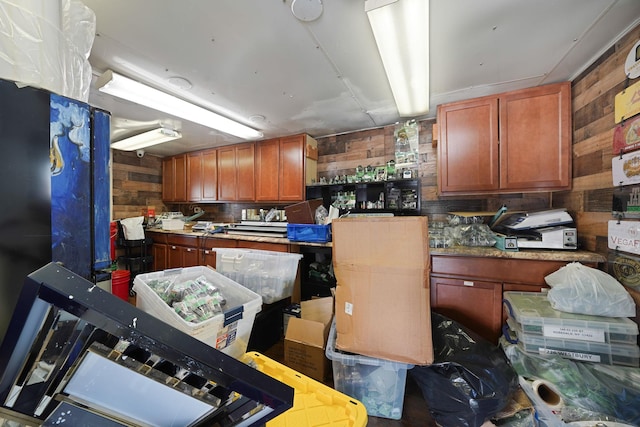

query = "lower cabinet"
[[166, 234, 200, 269], [430, 255, 598, 343]]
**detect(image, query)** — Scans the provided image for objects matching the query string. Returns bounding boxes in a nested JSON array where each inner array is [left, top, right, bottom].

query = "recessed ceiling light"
[[291, 0, 323, 22], [167, 76, 192, 90]]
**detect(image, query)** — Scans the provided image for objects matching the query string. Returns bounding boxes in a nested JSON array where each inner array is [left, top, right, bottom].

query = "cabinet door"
[[162, 157, 175, 201], [162, 155, 187, 202], [152, 243, 167, 271], [187, 152, 203, 202], [279, 134, 305, 201], [499, 82, 571, 191], [437, 97, 499, 195], [201, 249, 217, 268], [181, 246, 200, 267], [201, 149, 218, 201], [236, 142, 255, 201], [173, 154, 187, 202], [431, 276, 503, 343], [217, 146, 237, 200], [255, 138, 280, 201], [167, 244, 182, 269]]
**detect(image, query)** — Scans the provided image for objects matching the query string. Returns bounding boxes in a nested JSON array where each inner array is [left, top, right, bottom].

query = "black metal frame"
[[0, 263, 293, 426]]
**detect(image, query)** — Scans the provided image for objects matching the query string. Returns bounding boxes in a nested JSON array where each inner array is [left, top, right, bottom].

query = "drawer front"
[[166, 233, 200, 247], [431, 255, 571, 285]]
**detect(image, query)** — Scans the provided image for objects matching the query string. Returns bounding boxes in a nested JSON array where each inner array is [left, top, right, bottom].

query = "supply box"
[[132, 266, 262, 359], [286, 223, 331, 243], [284, 297, 333, 382], [242, 352, 368, 427], [332, 216, 433, 365], [503, 291, 639, 345], [214, 248, 303, 304], [325, 320, 414, 420], [506, 319, 640, 367], [284, 198, 324, 224]]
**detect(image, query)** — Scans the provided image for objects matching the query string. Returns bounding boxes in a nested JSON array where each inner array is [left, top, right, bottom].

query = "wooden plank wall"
[[554, 22, 640, 256], [111, 151, 166, 220]]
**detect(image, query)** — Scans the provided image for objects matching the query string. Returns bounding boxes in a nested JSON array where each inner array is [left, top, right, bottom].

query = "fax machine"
[[492, 209, 577, 250]]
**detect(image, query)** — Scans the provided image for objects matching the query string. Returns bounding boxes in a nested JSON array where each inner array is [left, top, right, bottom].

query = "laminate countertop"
[[430, 246, 607, 264], [145, 227, 332, 248], [146, 228, 606, 263]]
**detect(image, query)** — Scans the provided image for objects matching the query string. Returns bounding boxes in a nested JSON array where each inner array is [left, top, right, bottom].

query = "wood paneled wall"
[[555, 22, 640, 256], [111, 151, 166, 220]]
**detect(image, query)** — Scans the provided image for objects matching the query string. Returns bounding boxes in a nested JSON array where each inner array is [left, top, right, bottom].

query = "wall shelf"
[[306, 178, 421, 215]]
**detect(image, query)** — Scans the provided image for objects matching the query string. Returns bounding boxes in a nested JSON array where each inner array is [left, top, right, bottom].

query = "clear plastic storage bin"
[[325, 320, 413, 420], [133, 266, 262, 359], [503, 291, 639, 345], [214, 249, 303, 304], [507, 319, 640, 367]]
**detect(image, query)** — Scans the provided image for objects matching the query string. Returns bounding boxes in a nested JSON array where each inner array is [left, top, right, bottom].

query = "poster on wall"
[[611, 150, 640, 186], [608, 219, 640, 256], [612, 114, 640, 154], [614, 78, 640, 124]]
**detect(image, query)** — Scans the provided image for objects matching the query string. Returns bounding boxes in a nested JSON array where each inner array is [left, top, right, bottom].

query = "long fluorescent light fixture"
[[96, 70, 264, 140], [111, 127, 181, 151], [366, 0, 430, 116]]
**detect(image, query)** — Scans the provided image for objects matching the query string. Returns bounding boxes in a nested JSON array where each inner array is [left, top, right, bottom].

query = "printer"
[[491, 209, 578, 250]]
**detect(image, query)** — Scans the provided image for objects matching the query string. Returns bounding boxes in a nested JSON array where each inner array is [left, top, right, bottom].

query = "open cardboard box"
[[283, 296, 333, 382], [332, 216, 434, 365]]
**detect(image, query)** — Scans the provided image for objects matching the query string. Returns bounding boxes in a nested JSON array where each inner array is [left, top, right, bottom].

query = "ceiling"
[[81, 0, 640, 157]]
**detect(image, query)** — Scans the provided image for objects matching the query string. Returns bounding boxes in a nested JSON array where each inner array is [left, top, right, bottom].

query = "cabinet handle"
[[187, 248, 193, 252], [463, 281, 474, 287], [171, 246, 177, 250]]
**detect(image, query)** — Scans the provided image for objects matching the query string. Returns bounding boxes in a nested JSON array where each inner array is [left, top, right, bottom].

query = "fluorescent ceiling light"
[[366, 0, 429, 116], [111, 127, 181, 151], [96, 70, 264, 140]]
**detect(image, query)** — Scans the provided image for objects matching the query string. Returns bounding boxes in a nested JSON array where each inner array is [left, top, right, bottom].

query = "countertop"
[[146, 228, 607, 262], [430, 246, 607, 263], [145, 227, 332, 247]]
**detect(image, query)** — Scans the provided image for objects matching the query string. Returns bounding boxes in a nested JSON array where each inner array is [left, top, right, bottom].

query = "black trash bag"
[[410, 312, 519, 427]]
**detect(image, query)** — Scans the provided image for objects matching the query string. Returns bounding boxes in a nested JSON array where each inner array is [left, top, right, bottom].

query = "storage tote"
[[214, 248, 303, 304], [132, 266, 262, 359], [325, 320, 413, 420]]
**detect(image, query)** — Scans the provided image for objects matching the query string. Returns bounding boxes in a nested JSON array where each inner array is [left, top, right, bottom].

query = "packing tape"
[[532, 379, 564, 413]]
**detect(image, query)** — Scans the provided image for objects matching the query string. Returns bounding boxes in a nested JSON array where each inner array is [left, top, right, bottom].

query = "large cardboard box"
[[284, 297, 333, 381], [332, 216, 433, 365]]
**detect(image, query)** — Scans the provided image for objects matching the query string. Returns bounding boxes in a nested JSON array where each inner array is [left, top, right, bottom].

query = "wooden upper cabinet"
[[187, 149, 217, 202], [217, 142, 255, 201], [437, 81, 571, 195], [437, 97, 499, 194], [255, 138, 280, 201], [279, 134, 307, 201], [236, 142, 255, 201], [162, 154, 187, 202], [255, 134, 317, 202], [499, 82, 571, 191]]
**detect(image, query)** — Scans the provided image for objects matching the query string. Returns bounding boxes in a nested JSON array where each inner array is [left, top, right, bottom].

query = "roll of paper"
[[532, 379, 564, 413]]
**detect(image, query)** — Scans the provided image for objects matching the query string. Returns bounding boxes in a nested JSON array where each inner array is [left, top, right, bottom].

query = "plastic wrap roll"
[[532, 379, 564, 413]]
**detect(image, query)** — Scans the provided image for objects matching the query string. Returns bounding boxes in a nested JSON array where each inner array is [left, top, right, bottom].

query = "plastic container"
[[325, 320, 413, 420], [287, 223, 331, 243], [507, 319, 640, 367], [214, 249, 303, 304], [132, 266, 262, 359], [503, 291, 639, 345], [242, 351, 368, 427]]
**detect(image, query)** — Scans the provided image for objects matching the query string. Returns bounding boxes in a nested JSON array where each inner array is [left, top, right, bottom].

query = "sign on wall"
[[608, 219, 640, 255], [612, 114, 640, 154], [614, 78, 640, 124], [612, 150, 640, 186]]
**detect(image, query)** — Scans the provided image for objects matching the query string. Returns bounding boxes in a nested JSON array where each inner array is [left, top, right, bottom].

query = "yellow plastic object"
[[242, 352, 368, 427]]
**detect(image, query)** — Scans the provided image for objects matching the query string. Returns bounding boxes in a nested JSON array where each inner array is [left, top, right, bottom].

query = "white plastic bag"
[[120, 216, 145, 240], [544, 262, 635, 317]]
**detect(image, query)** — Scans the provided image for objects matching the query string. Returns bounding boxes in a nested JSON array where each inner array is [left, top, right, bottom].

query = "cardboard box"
[[332, 216, 433, 365], [284, 198, 324, 224], [284, 297, 333, 382]]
